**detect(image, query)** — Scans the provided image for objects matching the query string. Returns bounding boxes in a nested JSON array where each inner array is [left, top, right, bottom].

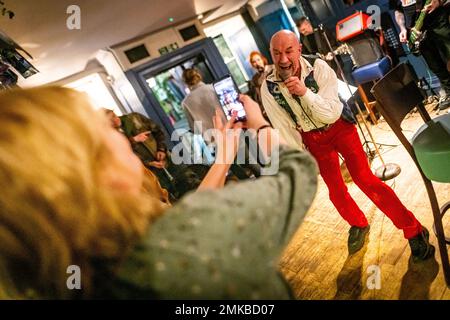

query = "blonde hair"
[[0, 86, 162, 298], [182, 68, 202, 87]]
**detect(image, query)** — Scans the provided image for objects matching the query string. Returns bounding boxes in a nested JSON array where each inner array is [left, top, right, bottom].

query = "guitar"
[[408, 0, 432, 55], [317, 44, 350, 61]]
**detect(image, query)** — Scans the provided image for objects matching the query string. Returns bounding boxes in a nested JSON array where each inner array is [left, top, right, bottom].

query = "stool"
[[352, 57, 391, 124], [412, 114, 450, 244]]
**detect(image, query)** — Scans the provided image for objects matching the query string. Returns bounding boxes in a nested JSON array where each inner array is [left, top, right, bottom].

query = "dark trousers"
[[151, 164, 178, 200], [420, 8, 450, 93]]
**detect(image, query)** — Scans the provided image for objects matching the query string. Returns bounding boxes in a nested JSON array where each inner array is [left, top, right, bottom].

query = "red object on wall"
[[336, 11, 372, 42]]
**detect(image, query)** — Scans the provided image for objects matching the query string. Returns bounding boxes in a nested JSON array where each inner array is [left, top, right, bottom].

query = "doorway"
[[144, 53, 214, 131], [125, 38, 229, 151]]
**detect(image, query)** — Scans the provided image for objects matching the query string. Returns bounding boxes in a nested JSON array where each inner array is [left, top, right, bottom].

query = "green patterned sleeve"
[[111, 147, 318, 299]]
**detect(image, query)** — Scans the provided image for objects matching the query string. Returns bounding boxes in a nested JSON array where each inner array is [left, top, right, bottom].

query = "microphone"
[[279, 69, 291, 82], [278, 69, 303, 105], [276, 68, 314, 130]]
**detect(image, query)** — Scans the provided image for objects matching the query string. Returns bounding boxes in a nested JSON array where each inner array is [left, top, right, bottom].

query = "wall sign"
[[158, 43, 179, 56]]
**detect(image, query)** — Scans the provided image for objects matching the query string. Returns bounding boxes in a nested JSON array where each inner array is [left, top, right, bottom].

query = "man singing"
[[261, 30, 434, 261]]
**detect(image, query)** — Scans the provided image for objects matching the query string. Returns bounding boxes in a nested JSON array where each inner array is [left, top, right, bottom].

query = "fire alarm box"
[[336, 11, 372, 42]]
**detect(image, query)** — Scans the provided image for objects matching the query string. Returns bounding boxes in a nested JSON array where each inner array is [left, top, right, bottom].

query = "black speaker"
[[347, 31, 384, 68]]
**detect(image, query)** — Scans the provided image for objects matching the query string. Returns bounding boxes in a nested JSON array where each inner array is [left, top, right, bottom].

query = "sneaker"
[[408, 227, 435, 262], [438, 95, 450, 110], [348, 225, 370, 254]]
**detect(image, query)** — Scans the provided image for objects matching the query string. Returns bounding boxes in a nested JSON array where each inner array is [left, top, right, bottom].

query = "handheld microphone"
[[279, 69, 300, 100], [279, 69, 291, 82]]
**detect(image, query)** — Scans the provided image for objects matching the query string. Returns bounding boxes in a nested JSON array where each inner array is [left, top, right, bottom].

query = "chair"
[[371, 62, 450, 286]]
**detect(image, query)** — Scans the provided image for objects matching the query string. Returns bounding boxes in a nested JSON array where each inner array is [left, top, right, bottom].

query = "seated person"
[[0, 87, 317, 299], [105, 109, 236, 199], [102, 108, 171, 206], [105, 110, 209, 200]]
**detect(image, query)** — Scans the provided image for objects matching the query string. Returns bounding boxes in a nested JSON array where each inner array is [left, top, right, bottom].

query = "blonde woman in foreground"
[[0, 87, 317, 299]]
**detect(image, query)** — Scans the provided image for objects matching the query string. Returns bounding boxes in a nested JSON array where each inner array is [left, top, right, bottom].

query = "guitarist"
[[390, 0, 450, 110], [296, 17, 343, 78]]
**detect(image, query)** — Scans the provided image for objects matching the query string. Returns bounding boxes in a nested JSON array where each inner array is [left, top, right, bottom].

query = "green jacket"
[[95, 147, 318, 299], [120, 113, 167, 162]]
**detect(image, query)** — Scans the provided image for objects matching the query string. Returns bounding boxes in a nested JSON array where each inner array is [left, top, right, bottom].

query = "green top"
[[95, 147, 318, 299]]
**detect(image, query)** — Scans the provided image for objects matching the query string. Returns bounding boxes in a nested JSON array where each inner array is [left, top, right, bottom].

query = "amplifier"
[[347, 32, 384, 68], [336, 11, 372, 42]]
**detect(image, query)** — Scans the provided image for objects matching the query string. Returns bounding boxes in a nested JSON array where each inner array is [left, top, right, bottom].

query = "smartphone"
[[213, 75, 247, 122]]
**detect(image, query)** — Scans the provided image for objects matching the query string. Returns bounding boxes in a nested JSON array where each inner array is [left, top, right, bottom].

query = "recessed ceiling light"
[[38, 52, 48, 59]]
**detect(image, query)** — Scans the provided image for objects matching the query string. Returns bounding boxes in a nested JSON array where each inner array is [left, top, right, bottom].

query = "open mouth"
[[278, 64, 293, 80], [280, 64, 292, 71]]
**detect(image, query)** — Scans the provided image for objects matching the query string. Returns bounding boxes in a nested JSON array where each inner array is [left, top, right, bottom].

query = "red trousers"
[[301, 118, 422, 239]]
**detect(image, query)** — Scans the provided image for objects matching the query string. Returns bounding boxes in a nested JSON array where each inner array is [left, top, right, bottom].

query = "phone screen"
[[213, 76, 246, 122]]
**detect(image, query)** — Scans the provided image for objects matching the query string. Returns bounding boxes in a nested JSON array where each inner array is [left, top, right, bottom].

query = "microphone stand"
[[318, 24, 401, 181]]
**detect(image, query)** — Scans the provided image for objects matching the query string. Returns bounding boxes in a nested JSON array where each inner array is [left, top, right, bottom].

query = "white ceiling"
[[1, 0, 248, 87]]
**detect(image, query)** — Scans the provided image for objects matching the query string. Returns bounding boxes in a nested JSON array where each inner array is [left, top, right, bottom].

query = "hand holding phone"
[[238, 94, 270, 131], [212, 109, 243, 164], [213, 75, 247, 122]]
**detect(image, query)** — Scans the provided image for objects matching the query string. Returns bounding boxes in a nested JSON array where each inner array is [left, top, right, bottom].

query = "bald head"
[[270, 30, 299, 49], [270, 30, 302, 80]]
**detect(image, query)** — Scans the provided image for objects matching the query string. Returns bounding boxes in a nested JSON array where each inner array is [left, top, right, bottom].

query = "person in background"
[[390, 0, 450, 110], [105, 110, 225, 202], [106, 110, 177, 198], [248, 51, 274, 112], [296, 17, 343, 76], [102, 109, 171, 206], [118, 112, 168, 170], [182, 68, 224, 137], [0, 86, 318, 299], [260, 30, 434, 261], [296, 17, 337, 59]]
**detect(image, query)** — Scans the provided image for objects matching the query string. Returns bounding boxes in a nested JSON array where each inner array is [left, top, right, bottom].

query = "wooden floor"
[[280, 106, 450, 300]]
